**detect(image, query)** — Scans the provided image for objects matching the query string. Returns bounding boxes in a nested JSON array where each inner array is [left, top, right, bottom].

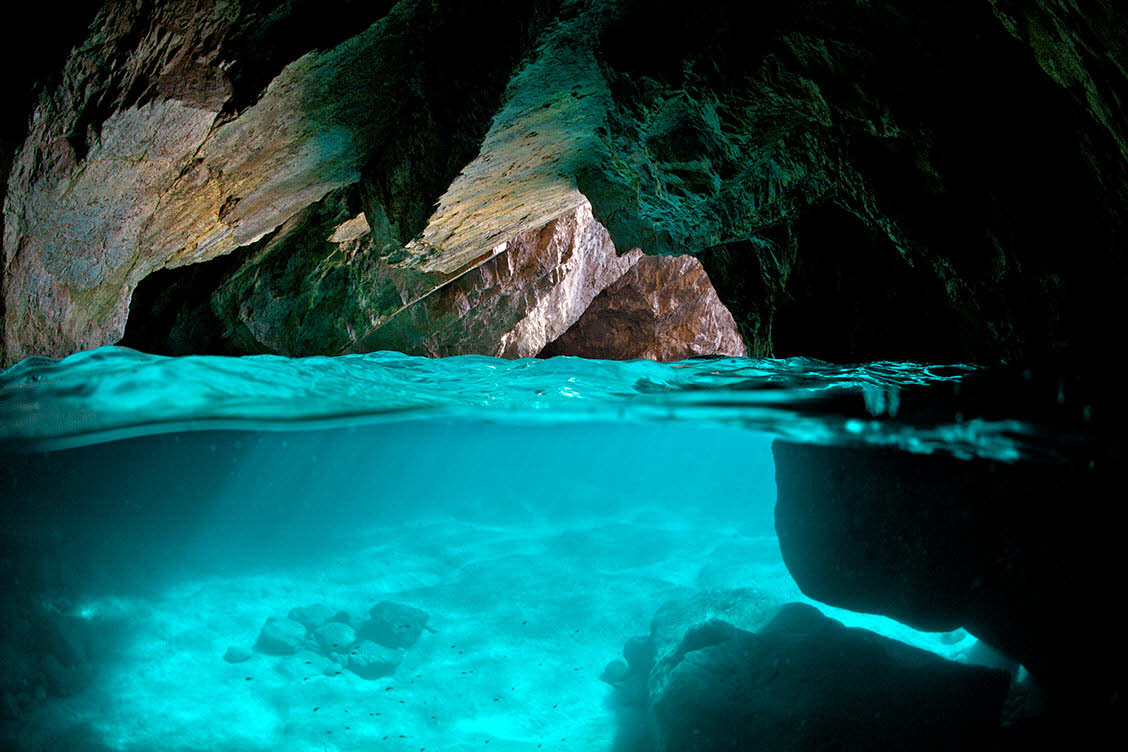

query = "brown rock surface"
[[542, 255, 747, 361]]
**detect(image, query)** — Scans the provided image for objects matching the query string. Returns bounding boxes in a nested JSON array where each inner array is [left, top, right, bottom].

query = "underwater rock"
[[772, 439, 1123, 710], [600, 659, 629, 686], [606, 588, 781, 711], [358, 601, 429, 649], [287, 604, 337, 632], [647, 587, 780, 669], [222, 646, 251, 664], [649, 603, 1010, 752], [312, 622, 356, 654], [253, 617, 307, 656], [543, 255, 747, 361], [346, 640, 402, 680]]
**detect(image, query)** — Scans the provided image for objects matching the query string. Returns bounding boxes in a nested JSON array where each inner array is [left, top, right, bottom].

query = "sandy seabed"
[[20, 505, 972, 752]]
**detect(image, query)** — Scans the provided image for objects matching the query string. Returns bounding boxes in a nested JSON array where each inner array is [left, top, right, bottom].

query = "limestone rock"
[[346, 640, 402, 680], [649, 603, 1010, 752], [357, 602, 429, 649], [543, 255, 748, 361], [222, 646, 252, 664], [253, 617, 307, 656]]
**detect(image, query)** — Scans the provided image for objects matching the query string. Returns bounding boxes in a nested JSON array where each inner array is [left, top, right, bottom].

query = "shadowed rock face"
[[607, 597, 1010, 752], [650, 604, 1010, 752], [582, 0, 1128, 364], [772, 439, 1123, 716], [3, 0, 1127, 365], [542, 255, 747, 361]]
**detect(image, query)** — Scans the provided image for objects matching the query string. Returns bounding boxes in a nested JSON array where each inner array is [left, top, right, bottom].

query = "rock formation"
[[772, 439, 1123, 720], [2, 0, 1125, 366], [250, 599, 429, 681], [542, 254, 746, 361], [606, 598, 1011, 752]]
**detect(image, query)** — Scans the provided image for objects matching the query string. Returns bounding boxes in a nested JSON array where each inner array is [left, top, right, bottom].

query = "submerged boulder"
[[604, 588, 782, 710], [346, 640, 402, 680], [313, 621, 356, 654], [287, 604, 337, 632], [253, 617, 307, 656], [772, 439, 1123, 711], [358, 601, 429, 649], [650, 603, 1011, 752]]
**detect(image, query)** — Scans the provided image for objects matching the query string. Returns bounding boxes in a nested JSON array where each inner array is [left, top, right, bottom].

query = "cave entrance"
[[773, 205, 966, 363]]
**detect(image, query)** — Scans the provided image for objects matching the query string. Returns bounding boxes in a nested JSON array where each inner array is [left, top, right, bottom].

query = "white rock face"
[[496, 202, 643, 358], [353, 201, 642, 358], [543, 254, 749, 361]]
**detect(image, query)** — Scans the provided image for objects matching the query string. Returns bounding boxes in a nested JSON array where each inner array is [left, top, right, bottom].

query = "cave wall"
[[582, 0, 1128, 364], [3, 0, 1127, 365], [1, 0, 559, 364]]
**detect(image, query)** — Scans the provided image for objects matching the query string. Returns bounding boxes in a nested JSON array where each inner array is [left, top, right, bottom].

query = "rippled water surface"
[[0, 346, 1074, 460]]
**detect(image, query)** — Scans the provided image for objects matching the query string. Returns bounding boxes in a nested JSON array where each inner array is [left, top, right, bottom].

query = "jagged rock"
[[1, 0, 553, 364], [3, 0, 1127, 367], [772, 439, 1122, 711], [353, 202, 643, 357], [542, 255, 747, 361], [346, 640, 402, 680], [253, 617, 307, 656], [357, 602, 429, 649], [121, 196, 647, 359], [312, 622, 356, 654], [222, 646, 252, 664], [648, 603, 1011, 752]]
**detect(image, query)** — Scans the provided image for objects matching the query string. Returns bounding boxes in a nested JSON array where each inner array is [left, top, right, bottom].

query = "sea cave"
[[1, 1, 1125, 750]]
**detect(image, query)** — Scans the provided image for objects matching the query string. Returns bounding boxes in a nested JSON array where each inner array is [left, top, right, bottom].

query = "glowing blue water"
[[0, 349, 1043, 751]]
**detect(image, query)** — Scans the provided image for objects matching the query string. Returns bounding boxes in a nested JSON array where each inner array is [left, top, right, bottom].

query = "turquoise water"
[[0, 349, 1054, 750]]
